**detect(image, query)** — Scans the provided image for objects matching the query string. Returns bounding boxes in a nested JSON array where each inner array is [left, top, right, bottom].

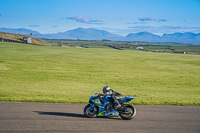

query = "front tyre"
[[83, 104, 98, 118], [119, 104, 136, 120]]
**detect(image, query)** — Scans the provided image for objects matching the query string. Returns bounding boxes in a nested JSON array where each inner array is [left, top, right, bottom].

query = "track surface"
[[0, 102, 199, 133]]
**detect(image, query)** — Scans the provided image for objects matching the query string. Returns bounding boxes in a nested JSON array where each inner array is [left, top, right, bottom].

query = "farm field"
[[46, 39, 200, 54], [0, 42, 200, 105]]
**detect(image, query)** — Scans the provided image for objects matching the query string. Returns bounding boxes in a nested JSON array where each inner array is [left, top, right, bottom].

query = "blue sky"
[[0, 0, 200, 36]]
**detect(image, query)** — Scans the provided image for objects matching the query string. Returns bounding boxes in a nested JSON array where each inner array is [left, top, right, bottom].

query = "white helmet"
[[103, 86, 112, 95]]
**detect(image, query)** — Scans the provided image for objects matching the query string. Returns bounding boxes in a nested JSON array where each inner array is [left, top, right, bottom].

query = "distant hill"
[[0, 32, 49, 46], [126, 32, 200, 44], [126, 32, 162, 42], [38, 28, 125, 41], [0, 27, 200, 44], [0, 28, 40, 35], [162, 32, 200, 44]]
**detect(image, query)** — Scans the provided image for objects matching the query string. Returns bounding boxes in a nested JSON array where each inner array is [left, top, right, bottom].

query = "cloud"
[[127, 17, 167, 26], [66, 16, 104, 25], [157, 19, 167, 22], [58, 18, 64, 20], [138, 17, 156, 21], [127, 22, 146, 24], [138, 17, 167, 22], [28, 24, 40, 27], [160, 26, 200, 30]]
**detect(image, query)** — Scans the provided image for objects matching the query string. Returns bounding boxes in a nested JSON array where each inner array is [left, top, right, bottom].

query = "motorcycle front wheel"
[[83, 104, 98, 118], [119, 104, 136, 120]]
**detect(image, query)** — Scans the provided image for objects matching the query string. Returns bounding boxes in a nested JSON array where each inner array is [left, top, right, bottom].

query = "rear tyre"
[[83, 104, 98, 118], [119, 104, 136, 120]]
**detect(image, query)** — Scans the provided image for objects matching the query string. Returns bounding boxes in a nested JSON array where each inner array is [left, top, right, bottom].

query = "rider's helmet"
[[103, 86, 112, 95]]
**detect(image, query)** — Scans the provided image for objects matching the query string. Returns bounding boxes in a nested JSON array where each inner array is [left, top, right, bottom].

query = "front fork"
[[89, 103, 95, 111], [89, 103, 105, 115]]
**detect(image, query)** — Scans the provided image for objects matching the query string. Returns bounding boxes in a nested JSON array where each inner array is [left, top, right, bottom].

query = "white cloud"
[[138, 17, 156, 21], [28, 24, 40, 27], [157, 19, 167, 22], [66, 16, 104, 25], [137, 17, 167, 22], [127, 22, 146, 24]]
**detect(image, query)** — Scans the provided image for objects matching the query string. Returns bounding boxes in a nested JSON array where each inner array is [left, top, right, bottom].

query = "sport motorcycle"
[[83, 92, 136, 120]]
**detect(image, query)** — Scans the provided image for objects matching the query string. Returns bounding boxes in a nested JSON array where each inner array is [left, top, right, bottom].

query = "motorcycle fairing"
[[118, 96, 134, 103]]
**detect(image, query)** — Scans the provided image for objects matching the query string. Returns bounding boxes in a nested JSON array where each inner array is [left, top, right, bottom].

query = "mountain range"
[[0, 27, 200, 44]]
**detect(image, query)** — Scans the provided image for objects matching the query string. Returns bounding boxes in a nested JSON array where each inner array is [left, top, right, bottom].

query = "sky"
[[0, 0, 200, 36]]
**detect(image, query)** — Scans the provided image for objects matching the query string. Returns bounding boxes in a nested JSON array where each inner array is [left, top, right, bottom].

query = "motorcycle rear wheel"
[[84, 104, 98, 118], [119, 104, 136, 120]]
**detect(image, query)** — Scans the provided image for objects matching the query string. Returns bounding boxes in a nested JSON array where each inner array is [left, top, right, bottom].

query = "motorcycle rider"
[[99, 86, 122, 109]]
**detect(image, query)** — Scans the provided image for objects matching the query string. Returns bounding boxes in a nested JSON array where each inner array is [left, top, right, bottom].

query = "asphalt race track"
[[0, 102, 199, 133]]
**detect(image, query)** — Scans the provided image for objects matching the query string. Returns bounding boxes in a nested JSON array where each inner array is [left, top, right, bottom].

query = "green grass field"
[[0, 42, 200, 105]]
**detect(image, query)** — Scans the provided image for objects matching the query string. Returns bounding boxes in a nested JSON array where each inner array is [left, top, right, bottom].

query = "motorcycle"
[[83, 92, 136, 120]]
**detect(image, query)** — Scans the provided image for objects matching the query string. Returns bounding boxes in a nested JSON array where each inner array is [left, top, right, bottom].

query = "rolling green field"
[[0, 42, 200, 105]]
